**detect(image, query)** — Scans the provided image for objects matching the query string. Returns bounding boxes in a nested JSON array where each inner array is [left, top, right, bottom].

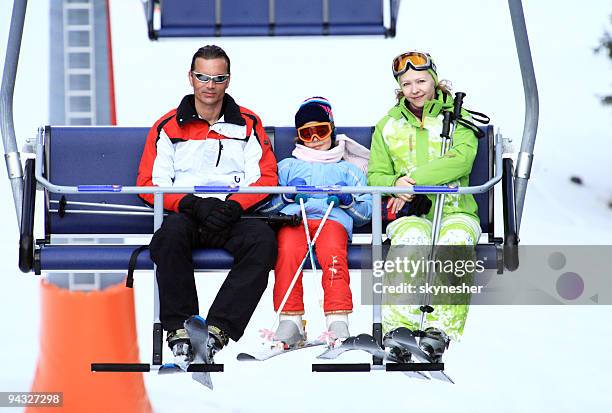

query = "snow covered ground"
[[1, 0, 612, 412]]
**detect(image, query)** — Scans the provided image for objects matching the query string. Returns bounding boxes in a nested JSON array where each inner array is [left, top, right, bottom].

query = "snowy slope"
[[1, 167, 610, 412]]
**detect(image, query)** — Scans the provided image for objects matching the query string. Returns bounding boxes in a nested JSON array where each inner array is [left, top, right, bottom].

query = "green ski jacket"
[[368, 91, 479, 221]]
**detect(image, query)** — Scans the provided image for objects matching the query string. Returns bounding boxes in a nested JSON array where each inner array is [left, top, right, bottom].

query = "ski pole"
[[269, 200, 336, 334], [49, 199, 302, 225], [299, 198, 324, 308], [418, 92, 465, 331]]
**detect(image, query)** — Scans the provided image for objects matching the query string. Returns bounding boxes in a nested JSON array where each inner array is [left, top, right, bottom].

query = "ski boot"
[[325, 314, 350, 347], [274, 316, 306, 349], [167, 328, 193, 370], [328, 321, 349, 339], [206, 325, 229, 361], [418, 327, 450, 362]]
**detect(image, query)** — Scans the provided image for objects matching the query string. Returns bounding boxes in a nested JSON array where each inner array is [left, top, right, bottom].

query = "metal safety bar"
[[35, 127, 504, 198]]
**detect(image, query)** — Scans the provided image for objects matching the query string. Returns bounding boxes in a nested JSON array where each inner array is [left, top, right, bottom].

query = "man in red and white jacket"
[[137, 45, 278, 365]]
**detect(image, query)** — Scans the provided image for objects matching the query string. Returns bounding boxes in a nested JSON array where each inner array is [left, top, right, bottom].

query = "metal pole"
[[153, 192, 164, 324], [1, 0, 27, 227], [371, 192, 383, 364], [508, 0, 539, 234]]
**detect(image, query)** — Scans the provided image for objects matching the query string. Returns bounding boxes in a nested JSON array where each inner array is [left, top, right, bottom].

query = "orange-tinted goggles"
[[297, 122, 332, 142], [392, 51, 436, 77]]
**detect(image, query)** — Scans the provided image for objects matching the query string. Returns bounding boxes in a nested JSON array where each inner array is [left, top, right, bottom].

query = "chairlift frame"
[[1, 0, 537, 378]]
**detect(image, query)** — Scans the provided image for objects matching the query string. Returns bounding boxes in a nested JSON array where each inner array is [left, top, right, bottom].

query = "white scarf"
[[291, 134, 370, 174]]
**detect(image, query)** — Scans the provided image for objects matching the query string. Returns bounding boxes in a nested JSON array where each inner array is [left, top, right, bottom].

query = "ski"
[[156, 362, 223, 375], [184, 315, 214, 389], [315, 333, 429, 380], [237, 340, 325, 361], [383, 327, 453, 383], [402, 369, 431, 380], [384, 345, 431, 380], [316, 333, 386, 360]]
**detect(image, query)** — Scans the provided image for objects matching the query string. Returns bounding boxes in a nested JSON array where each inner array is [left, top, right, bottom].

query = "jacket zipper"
[[216, 140, 223, 167]]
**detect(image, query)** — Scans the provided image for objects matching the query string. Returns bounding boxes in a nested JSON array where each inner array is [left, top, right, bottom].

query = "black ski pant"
[[149, 212, 277, 341]]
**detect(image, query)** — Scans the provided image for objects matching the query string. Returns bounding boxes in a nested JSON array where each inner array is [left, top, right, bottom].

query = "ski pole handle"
[[441, 111, 452, 139], [453, 92, 466, 120], [294, 193, 309, 204], [326, 195, 340, 207]]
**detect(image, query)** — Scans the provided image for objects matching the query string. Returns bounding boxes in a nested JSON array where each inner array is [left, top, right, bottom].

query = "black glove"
[[406, 194, 433, 216], [198, 227, 231, 248], [202, 200, 243, 232], [178, 194, 223, 224], [382, 195, 432, 222]]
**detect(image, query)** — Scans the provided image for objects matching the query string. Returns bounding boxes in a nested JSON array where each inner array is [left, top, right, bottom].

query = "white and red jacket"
[[137, 94, 278, 212]]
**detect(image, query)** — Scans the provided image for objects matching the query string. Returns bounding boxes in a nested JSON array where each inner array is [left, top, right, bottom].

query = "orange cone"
[[28, 280, 152, 412]]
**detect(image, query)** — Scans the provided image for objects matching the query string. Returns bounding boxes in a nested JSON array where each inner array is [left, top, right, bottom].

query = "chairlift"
[[1, 0, 536, 381], [144, 0, 401, 39]]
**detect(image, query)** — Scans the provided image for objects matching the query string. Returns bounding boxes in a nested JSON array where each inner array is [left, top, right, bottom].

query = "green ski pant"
[[382, 213, 481, 341]]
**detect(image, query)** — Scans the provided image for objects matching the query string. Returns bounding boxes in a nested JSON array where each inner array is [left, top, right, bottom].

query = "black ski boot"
[[167, 328, 193, 370], [418, 327, 450, 362], [206, 325, 229, 361]]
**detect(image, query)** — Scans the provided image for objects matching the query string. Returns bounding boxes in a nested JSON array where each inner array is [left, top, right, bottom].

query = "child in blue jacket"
[[260, 97, 372, 347]]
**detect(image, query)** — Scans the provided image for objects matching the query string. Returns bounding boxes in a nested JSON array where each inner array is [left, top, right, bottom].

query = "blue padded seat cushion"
[[38, 244, 499, 271]]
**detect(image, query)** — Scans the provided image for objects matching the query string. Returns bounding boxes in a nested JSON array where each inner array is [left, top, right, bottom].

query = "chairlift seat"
[[30, 124, 501, 274], [149, 0, 394, 39]]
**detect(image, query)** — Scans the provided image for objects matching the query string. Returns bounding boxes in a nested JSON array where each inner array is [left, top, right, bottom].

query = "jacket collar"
[[176, 94, 246, 127], [394, 89, 454, 125]]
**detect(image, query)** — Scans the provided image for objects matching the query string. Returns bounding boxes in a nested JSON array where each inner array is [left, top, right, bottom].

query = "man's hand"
[[332, 181, 354, 207], [201, 200, 243, 232], [178, 194, 223, 224], [283, 178, 309, 204], [394, 176, 416, 202]]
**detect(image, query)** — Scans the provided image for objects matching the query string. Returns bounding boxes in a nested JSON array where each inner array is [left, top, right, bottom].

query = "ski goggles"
[[191, 71, 230, 84], [297, 122, 333, 142], [392, 51, 436, 77]]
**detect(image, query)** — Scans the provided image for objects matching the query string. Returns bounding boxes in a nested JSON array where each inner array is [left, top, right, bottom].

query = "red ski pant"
[[273, 219, 353, 314]]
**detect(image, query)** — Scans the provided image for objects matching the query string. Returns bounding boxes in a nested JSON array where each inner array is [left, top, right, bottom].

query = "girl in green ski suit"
[[367, 51, 480, 342]]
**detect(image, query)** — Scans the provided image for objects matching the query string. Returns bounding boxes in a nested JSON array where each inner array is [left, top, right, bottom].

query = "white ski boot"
[[274, 315, 306, 348], [167, 328, 193, 370], [325, 314, 350, 347], [418, 327, 450, 361]]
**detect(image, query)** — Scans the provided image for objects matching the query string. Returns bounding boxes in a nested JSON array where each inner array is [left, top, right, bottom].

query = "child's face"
[[298, 121, 333, 151], [303, 136, 332, 151]]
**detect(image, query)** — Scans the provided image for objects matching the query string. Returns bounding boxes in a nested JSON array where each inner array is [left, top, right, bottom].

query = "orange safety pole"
[[27, 281, 152, 413]]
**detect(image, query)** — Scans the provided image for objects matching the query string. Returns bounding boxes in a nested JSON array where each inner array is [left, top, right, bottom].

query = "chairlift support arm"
[[508, 0, 539, 234], [1, 0, 27, 226]]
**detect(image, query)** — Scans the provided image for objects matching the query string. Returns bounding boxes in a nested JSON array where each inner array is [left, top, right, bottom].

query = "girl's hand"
[[387, 197, 407, 215], [394, 176, 416, 202]]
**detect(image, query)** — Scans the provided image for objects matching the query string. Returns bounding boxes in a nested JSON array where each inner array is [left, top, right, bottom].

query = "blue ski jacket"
[[259, 157, 372, 239]]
